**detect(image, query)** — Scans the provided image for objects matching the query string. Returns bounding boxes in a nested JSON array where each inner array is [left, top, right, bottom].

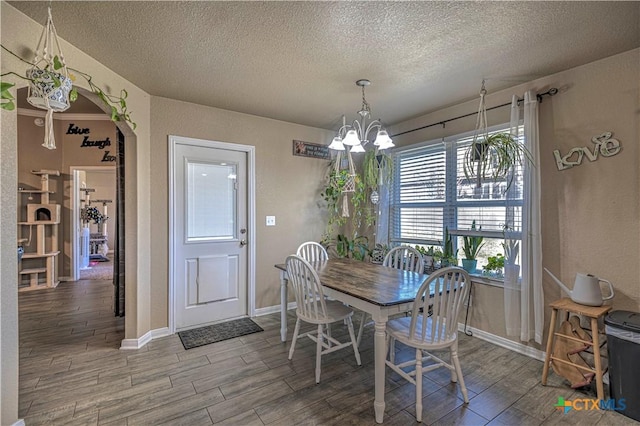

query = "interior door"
[[172, 139, 248, 331]]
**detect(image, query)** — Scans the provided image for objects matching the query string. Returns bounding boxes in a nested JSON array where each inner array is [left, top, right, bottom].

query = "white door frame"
[[70, 165, 115, 281], [168, 135, 256, 334]]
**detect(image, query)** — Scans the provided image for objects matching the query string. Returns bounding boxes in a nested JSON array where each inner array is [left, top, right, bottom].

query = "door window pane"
[[187, 162, 236, 241]]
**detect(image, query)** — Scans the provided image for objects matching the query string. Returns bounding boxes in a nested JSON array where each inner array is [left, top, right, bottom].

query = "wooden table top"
[[275, 257, 429, 307]]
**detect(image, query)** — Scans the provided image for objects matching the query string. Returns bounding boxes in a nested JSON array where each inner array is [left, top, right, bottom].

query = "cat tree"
[[18, 170, 60, 291]]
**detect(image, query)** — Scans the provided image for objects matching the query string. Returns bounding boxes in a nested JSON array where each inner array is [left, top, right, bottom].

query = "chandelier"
[[328, 79, 394, 152]]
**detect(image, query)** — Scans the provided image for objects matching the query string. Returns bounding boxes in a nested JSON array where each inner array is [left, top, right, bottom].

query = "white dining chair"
[[296, 241, 328, 261], [285, 255, 361, 383], [356, 246, 425, 346], [385, 266, 471, 422]]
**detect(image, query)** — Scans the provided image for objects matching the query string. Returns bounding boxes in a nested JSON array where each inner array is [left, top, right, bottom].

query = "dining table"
[[275, 257, 430, 424]]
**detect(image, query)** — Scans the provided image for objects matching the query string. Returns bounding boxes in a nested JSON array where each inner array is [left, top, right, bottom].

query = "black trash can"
[[604, 310, 640, 421]]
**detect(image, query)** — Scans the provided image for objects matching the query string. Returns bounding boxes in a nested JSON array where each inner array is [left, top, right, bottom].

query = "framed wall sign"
[[292, 140, 330, 160]]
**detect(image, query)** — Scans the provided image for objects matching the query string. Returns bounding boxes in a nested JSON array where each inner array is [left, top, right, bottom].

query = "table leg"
[[591, 317, 604, 401], [541, 307, 558, 385], [280, 270, 288, 342], [374, 319, 387, 423]]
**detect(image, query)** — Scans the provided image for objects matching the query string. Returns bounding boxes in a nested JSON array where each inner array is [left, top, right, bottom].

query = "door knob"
[[240, 239, 248, 246]]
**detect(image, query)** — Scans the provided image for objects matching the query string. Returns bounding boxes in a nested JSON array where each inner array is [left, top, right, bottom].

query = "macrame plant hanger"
[[471, 80, 489, 188], [332, 145, 357, 218], [27, 5, 72, 149]]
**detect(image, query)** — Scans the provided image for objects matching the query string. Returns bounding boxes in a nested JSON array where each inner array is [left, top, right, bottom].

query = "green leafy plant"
[[320, 167, 350, 238], [462, 132, 532, 192], [362, 150, 393, 190], [1, 81, 15, 110], [462, 220, 485, 260], [331, 234, 370, 261], [414, 245, 442, 258], [483, 254, 505, 276], [441, 227, 458, 266], [1, 45, 136, 129]]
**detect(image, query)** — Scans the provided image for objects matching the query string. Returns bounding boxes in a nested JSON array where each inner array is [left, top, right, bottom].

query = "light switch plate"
[[266, 216, 276, 226]]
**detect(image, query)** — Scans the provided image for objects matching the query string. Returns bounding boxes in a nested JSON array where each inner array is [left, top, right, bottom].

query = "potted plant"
[[462, 132, 532, 192], [482, 254, 505, 278], [328, 233, 370, 261], [370, 243, 390, 264], [441, 227, 458, 267], [1, 45, 136, 129], [414, 245, 441, 272], [461, 220, 484, 273]]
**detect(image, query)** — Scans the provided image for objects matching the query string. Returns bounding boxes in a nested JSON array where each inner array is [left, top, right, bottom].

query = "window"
[[389, 125, 523, 273]]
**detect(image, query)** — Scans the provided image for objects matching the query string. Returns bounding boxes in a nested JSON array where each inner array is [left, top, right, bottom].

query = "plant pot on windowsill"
[[461, 259, 477, 273]]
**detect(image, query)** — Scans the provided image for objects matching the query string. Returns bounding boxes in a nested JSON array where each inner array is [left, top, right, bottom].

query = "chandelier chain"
[[361, 85, 371, 114]]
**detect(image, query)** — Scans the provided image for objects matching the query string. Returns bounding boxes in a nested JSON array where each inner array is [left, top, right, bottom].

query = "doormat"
[[89, 254, 110, 262], [178, 318, 263, 350]]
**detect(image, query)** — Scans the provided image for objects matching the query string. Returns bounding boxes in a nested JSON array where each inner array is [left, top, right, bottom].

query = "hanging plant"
[[1, 46, 136, 130], [462, 81, 532, 192], [362, 150, 393, 190], [0, 6, 136, 149]]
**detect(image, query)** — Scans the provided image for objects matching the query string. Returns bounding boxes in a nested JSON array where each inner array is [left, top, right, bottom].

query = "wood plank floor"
[[18, 279, 637, 425]]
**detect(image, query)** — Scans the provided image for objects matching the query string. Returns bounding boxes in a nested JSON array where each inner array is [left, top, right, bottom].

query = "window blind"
[[389, 126, 524, 248]]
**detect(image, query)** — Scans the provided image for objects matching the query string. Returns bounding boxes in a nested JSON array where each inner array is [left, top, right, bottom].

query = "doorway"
[[168, 135, 256, 332], [71, 166, 116, 281]]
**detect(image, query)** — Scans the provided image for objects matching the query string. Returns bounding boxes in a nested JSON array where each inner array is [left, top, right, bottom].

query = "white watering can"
[[544, 268, 614, 306]]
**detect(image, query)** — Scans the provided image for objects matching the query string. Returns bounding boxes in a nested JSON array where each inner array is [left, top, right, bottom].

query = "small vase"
[[462, 259, 477, 273]]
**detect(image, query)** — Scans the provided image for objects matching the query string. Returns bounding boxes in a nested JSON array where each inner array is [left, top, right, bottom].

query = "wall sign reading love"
[[67, 123, 116, 162], [553, 132, 621, 171]]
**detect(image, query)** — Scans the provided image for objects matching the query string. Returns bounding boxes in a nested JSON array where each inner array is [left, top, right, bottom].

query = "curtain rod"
[[391, 88, 558, 138]]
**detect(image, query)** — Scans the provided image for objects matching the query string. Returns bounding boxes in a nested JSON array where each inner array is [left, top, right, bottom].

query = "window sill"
[[470, 274, 505, 288]]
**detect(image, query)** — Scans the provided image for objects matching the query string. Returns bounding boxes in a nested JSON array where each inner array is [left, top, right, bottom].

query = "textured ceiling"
[[7, 1, 640, 130]]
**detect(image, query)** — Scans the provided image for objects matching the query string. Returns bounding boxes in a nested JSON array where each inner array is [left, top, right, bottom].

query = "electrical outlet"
[[266, 216, 276, 226]]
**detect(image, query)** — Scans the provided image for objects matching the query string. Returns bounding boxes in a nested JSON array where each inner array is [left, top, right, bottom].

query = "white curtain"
[[505, 91, 544, 344], [375, 182, 390, 246]]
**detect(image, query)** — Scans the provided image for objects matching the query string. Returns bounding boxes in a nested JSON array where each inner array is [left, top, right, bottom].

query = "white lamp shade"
[[374, 129, 392, 146], [328, 137, 345, 150], [350, 143, 365, 153], [342, 129, 361, 146], [378, 139, 395, 150]]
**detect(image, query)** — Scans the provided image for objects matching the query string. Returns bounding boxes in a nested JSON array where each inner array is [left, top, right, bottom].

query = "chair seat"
[[387, 316, 457, 351], [298, 299, 354, 324]]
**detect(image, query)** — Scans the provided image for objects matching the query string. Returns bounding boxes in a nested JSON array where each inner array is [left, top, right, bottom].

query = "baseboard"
[[458, 323, 546, 361], [120, 327, 170, 350], [254, 301, 296, 317]]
